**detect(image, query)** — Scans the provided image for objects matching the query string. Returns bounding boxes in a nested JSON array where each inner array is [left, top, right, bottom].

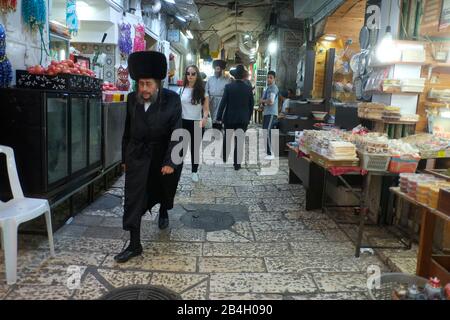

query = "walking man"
[[217, 65, 254, 171], [116, 51, 183, 263], [206, 59, 230, 130], [259, 71, 279, 160]]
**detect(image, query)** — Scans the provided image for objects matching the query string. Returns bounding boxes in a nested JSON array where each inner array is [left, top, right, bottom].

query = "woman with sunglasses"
[[179, 65, 210, 182]]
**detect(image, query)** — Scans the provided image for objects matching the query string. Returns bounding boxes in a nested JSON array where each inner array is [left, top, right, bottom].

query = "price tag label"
[[437, 150, 446, 158]]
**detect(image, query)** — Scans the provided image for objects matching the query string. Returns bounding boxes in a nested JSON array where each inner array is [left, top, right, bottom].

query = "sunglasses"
[[186, 72, 197, 76]]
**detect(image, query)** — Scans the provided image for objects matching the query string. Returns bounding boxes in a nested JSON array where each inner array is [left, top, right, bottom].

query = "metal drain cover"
[[180, 210, 235, 232], [100, 285, 181, 300]]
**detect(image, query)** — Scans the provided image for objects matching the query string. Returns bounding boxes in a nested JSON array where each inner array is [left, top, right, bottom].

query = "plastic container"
[[359, 152, 391, 171], [389, 155, 420, 173]]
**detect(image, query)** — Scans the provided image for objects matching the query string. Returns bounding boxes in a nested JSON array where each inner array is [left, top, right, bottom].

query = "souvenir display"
[[133, 24, 146, 52], [0, 23, 12, 88]]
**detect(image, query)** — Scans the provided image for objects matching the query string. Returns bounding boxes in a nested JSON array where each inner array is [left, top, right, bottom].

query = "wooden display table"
[[390, 187, 450, 284], [288, 145, 408, 257]]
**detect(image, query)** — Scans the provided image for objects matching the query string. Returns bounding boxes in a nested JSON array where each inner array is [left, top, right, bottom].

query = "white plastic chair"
[[0, 145, 55, 285]]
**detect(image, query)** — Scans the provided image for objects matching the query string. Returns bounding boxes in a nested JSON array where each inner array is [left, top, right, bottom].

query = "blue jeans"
[[263, 115, 276, 156]]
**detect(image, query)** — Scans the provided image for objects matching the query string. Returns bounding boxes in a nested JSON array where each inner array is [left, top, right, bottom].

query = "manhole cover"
[[180, 210, 235, 232], [100, 285, 182, 300]]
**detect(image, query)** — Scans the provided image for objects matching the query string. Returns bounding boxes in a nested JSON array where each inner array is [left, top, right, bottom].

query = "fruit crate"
[[358, 151, 391, 172], [16, 70, 102, 92]]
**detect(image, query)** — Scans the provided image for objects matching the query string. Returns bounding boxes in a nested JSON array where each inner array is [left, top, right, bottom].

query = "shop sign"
[[365, 0, 382, 30], [440, 0, 450, 30], [168, 29, 180, 43]]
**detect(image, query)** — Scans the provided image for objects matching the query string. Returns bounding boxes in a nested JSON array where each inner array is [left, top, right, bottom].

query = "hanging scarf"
[[22, 0, 49, 64], [119, 22, 132, 59], [133, 23, 146, 52], [0, 0, 17, 13], [66, 0, 79, 36], [0, 23, 12, 88]]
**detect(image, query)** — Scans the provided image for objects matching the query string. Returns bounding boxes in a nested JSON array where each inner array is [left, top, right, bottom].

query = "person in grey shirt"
[[259, 71, 279, 160], [206, 60, 231, 130]]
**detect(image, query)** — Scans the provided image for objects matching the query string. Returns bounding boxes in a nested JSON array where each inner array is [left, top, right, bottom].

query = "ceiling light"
[[376, 25, 400, 62], [268, 41, 277, 54], [176, 15, 186, 22], [186, 53, 193, 61], [186, 30, 194, 39], [323, 34, 337, 41], [163, 0, 176, 3]]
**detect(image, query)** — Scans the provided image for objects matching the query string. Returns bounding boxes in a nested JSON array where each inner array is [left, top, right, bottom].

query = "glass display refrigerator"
[[0, 89, 103, 202]]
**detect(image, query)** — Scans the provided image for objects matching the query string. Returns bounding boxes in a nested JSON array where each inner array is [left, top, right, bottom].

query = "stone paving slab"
[[38, 236, 126, 254], [203, 243, 291, 257], [5, 285, 74, 300], [210, 273, 317, 294], [73, 273, 108, 300], [150, 273, 209, 293], [206, 230, 251, 243], [180, 280, 209, 300], [253, 229, 325, 242], [102, 254, 197, 273], [312, 273, 369, 293], [288, 292, 368, 300], [96, 269, 152, 288], [208, 293, 284, 300], [199, 257, 266, 273]]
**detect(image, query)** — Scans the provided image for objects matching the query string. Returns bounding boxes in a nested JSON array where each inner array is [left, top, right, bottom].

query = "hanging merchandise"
[[168, 53, 176, 83], [133, 24, 146, 52], [200, 43, 210, 59], [118, 22, 132, 59], [22, 0, 49, 65], [116, 65, 130, 91], [0, 0, 17, 13], [66, 0, 79, 36], [0, 23, 12, 88]]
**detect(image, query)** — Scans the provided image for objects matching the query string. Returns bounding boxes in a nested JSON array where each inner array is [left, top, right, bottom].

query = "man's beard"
[[215, 71, 223, 78], [137, 90, 159, 105]]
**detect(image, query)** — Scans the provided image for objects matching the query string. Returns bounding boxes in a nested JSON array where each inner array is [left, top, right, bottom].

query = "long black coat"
[[216, 80, 254, 126], [122, 89, 183, 231]]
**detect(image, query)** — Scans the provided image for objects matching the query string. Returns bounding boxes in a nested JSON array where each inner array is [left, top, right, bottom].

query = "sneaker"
[[264, 155, 275, 160], [192, 172, 199, 182]]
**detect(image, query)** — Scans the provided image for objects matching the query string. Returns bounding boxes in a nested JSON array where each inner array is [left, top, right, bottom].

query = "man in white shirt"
[[206, 60, 231, 130]]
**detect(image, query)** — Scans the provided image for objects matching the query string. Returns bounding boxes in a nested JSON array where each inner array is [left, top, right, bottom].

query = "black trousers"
[[222, 123, 248, 166], [182, 119, 204, 173]]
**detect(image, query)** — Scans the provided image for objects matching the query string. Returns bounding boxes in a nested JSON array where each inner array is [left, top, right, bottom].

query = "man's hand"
[[161, 166, 175, 175]]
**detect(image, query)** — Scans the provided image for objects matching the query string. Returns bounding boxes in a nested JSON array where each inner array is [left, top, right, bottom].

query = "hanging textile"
[[66, 0, 79, 36], [0, 23, 12, 88], [119, 22, 132, 59], [116, 65, 130, 91], [0, 0, 17, 13], [22, 0, 49, 64], [133, 23, 146, 52]]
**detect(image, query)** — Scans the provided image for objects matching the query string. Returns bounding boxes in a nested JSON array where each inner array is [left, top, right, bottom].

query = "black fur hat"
[[230, 65, 246, 80], [212, 59, 227, 70], [128, 51, 167, 80]]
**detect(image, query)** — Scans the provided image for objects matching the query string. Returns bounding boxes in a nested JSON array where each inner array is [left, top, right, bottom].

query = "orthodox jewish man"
[[115, 51, 183, 263], [205, 59, 231, 130]]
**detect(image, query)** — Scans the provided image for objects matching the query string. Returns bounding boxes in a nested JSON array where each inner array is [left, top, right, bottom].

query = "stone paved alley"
[[0, 156, 418, 300]]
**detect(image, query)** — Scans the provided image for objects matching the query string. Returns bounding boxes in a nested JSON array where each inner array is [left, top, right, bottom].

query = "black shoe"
[[234, 164, 241, 171], [158, 216, 169, 230], [114, 245, 143, 263]]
